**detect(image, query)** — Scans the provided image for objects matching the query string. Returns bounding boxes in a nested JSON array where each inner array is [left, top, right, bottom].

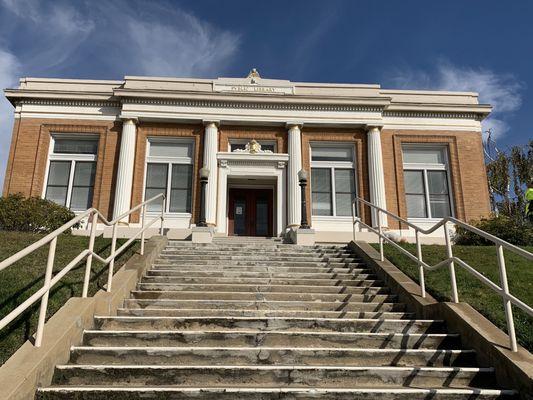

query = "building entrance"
[[228, 188, 273, 236]]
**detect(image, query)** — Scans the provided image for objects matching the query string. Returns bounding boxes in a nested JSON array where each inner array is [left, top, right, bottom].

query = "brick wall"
[[381, 129, 491, 228], [2, 118, 122, 219], [301, 128, 371, 226], [3, 118, 491, 229]]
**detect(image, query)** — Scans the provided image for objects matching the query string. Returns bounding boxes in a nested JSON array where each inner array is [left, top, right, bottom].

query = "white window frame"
[[310, 142, 358, 217], [402, 144, 455, 222], [228, 138, 277, 153], [42, 134, 99, 212], [143, 137, 195, 215]]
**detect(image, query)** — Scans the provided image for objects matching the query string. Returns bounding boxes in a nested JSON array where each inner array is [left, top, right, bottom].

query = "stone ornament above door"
[[232, 139, 273, 154]]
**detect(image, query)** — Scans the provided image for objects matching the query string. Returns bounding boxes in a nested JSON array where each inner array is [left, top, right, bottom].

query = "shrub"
[[454, 214, 533, 246], [0, 193, 79, 233]]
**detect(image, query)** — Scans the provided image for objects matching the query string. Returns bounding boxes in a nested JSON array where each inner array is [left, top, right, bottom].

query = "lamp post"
[[298, 169, 310, 229], [198, 167, 209, 227]]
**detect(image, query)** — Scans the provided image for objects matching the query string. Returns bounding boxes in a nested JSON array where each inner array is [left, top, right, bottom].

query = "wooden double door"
[[228, 188, 273, 237]]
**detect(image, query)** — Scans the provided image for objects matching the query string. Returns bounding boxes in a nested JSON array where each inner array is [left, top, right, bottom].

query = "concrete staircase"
[[37, 237, 516, 399]]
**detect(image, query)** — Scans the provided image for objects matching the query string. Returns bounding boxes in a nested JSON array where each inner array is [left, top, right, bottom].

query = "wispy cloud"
[[387, 61, 524, 140], [0, 0, 240, 187], [0, 48, 20, 189]]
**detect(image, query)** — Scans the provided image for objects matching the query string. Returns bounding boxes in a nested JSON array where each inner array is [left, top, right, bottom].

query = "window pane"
[[430, 195, 452, 218], [406, 194, 427, 218], [335, 193, 354, 216], [403, 147, 445, 164], [428, 170, 449, 195], [262, 144, 275, 152], [145, 188, 165, 212], [312, 192, 333, 216], [169, 189, 191, 213], [231, 143, 246, 151], [311, 168, 331, 192], [70, 187, 93, 211], [149, 141, 192, 158], [312, 146, 353, 162], [146, 164, 168, 189], [45, 186, 68, 206], [171, 164, 192, 190], [404, 170, 425, 194], [335, 169, 355, 193], [73, 162, 96, 186], [47, 161, 71, 186], [54, 138, 98, 154]]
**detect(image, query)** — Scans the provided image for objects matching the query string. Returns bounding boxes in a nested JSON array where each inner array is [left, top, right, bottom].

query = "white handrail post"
[[159, 195, 165, 235], [34, 236, 57, 347], [444, 222, 459, 303], [351, 201, 356, 242], [82, 212, 98, 298], [140, 204, 146, 256], [496, 244, 518, 352], [415, 230, 426, 298], [106, 223, 118, 293], [377, 209, 384, 262]]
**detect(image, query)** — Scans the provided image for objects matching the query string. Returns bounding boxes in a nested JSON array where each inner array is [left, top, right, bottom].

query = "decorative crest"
[[233, 139, 273, 154], [246, 68, 261, 84]]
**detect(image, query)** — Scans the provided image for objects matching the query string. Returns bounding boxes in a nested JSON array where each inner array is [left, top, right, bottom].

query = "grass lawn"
[[371, 243, 533, 352], [0, 231, 139, 365]]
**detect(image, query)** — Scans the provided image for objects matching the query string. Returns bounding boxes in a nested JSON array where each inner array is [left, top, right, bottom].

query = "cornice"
[[17, 99, 121, 108], [13, 99, 486, 121], [122, 97, 384, 112]]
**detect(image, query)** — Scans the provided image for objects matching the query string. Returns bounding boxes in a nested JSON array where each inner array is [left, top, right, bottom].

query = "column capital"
[[121, 117, 138, 124], [365, 124, 383, 133], [203, 120, 220, 128], [286, 122, 304, 130]]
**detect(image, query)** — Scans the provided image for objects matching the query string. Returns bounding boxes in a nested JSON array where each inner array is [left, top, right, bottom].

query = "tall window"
[[311, 144, 356, 216], [44, 136, 98, 211], [144, 139, 194, 213], [402, 146, 453, 219]]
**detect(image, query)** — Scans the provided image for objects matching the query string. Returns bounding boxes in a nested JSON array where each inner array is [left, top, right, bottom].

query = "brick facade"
[[2, 118, 492, 229]]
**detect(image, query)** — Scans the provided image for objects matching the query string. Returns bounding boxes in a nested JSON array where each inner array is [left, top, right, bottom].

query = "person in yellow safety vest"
[[527, 180, 533, 223]]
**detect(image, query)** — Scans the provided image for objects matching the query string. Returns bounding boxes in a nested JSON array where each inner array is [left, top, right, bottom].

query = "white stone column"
[[287, 123, 302, 228], [113, 118, 137, 222], [367, 125, 388, 227], [203, 121, 219, 226]]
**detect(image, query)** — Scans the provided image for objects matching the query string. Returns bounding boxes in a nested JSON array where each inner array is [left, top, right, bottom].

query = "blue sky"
[[0, 0, 531, 186]]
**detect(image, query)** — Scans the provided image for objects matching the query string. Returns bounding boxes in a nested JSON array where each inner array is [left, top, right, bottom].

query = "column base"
[[191, 226, 215, 243]]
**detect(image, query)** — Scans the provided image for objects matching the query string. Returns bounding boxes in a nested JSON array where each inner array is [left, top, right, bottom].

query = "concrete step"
[[94, 316, 445, 334], [51, 364, 492, 388], [153, 261, 367, 269], [149, 265, 370, 274], [145, 269, 375, 279], [141, 276, 380, 285], [82, 330, 460, 349], [124, 299, 406, 312], [130, 290, 398, 302], [116, 308, 411, 319], [161, 250, 356, 257], [136, 283, 387, 294], [35, 386, 518, 400], [158, 255, 360, 262], [68, 347, 476, 367]]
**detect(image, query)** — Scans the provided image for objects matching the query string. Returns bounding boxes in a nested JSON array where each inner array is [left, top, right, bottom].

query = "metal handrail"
[[351, 196, 533, 352], [0, 193, 166, 347]]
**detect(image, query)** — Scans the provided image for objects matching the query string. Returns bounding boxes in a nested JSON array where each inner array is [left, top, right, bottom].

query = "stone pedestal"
[[191, 226, 214, 243], [288, 228, 315, 246]]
